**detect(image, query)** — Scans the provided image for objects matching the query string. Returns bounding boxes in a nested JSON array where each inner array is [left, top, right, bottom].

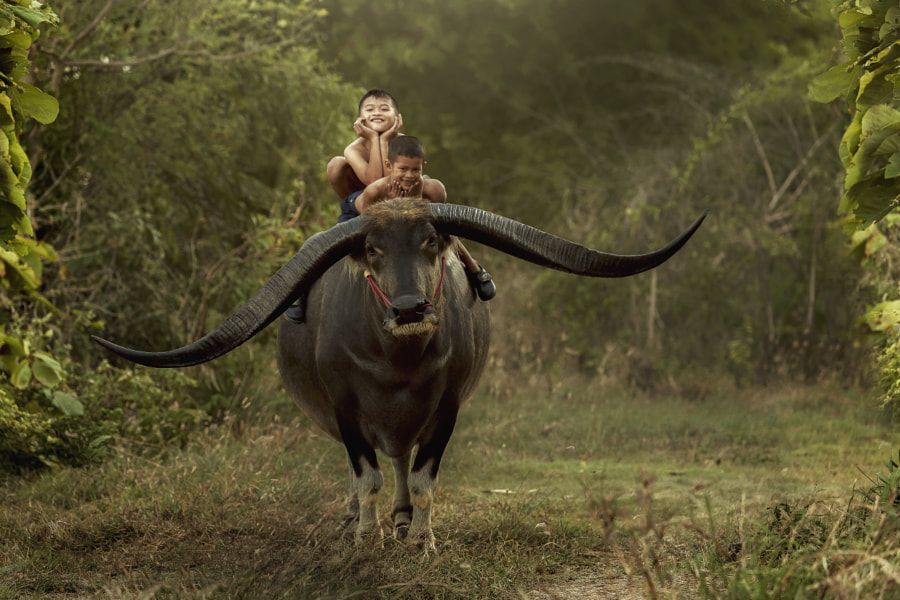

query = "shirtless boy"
[[327, 89, 403, 221], [353, 136, 495, 301]]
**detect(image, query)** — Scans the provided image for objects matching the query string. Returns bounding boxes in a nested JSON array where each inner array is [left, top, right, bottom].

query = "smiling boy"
[[354, 136, 495, 301], [327, 89, 404, 221], [353, 136, 445, 210]]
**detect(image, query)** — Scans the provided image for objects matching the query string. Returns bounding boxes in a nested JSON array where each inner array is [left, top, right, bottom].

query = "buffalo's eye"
[[424, 235, 438, 250], [366, 244, 381, 259]]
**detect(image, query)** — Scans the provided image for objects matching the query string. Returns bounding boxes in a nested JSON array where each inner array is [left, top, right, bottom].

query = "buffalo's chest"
[[357, 386, 442, 456], [344, 356, 454, 457]]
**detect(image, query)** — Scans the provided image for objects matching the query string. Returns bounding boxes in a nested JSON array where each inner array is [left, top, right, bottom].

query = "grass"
[[0, 368, 895, 599]]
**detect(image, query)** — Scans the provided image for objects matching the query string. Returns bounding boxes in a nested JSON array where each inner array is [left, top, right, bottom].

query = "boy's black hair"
[[388, 136, 426, 163], [358, 89, 399, 114]]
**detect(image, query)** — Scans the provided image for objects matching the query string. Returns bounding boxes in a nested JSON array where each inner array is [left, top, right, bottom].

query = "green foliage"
[[0, 0, 875, 474], [810, 0, 900, 228], [323, 0, 827, 220], [810, 1, 900, 416], [877, 341, 900, 412], [816, 0, 900, 415], [0, 386, 55, 472], [0, 0, 57, 245], [0, 306, 209, 473], [0, 0, 60, 335], [530, 57, 862, 383], [3, 0, 366, 473], [0, 0, 84, 474], [846, 215, 900, 414], [24, 0, 355, 408], [674, 66, 863, 382]]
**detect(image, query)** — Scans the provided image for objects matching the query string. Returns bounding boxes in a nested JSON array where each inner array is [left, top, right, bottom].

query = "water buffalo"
[[93, 199, 704, 550]]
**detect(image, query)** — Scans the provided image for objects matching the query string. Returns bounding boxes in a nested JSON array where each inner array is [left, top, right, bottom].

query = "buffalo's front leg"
[[390, 452, 413, 540], [343, 456, 361, 532], [406, 410, 458, 552], [340, 423, 383, 543]]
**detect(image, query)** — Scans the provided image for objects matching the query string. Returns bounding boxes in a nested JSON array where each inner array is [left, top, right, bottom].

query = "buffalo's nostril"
[[389, 294, 430, 325]]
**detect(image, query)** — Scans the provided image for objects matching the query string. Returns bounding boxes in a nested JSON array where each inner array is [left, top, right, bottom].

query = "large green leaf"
[[0, 28, 31, 49], [0, 330, 25, 375], [32, 360, 60, 387], [862, 104, 900, 135], [9, 5, 54, 29], [32, 351, 63, 387], [0, 160, 25, 210], [51, 391, 83, 417], [886, 152, 900, 179], [6, 129, 27, 181], [838, 6, 874, 29], [844, 106, 900, 190], [839, 111, 864, 167], [0, 94, 14, 128], [858, 69, 896, 107], [853, 183, 900, 225], [864, 300, 900, 332], [11, 83, 58, 124], [808, 63, 856, 103], [11, 360, 31, 388], [0, 246, 40, 288]]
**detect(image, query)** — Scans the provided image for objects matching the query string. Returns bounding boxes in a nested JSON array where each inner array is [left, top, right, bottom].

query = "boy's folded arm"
[[356, 178, 392, 213]]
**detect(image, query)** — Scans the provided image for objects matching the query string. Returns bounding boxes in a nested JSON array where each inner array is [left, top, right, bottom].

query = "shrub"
[[0, 315, 207, 473]]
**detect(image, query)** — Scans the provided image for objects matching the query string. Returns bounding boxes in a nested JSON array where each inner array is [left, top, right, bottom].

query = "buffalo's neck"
[[378, 326, 444, 369]]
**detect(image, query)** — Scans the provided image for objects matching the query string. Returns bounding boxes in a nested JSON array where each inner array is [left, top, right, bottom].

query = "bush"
[[0, 317, 207, 474]]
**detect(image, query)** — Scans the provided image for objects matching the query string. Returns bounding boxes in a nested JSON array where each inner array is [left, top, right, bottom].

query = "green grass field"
[[1, 371, 896, 599]]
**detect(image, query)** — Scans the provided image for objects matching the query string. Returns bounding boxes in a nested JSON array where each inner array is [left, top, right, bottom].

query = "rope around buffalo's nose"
[[364, 257, 445, 308]]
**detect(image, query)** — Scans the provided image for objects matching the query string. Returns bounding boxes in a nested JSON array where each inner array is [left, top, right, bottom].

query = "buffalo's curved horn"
[[91, 219, 366, 368], [432, 204, 706, 277], [92, 202, 705, 369]]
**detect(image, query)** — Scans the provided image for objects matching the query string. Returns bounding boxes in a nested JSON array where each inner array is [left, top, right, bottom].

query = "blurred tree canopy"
[[319, 0, 831, 217], [2, 0, 890, 471], [317, 0, 862, 384], [30, 0, 355, 359]]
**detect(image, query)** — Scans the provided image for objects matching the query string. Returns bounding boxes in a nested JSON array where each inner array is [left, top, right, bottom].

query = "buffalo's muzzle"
[[383, 294, 437, 335]]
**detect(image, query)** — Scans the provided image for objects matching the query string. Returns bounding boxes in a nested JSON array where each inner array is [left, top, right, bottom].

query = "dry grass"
[[0, 372, 895, 599]]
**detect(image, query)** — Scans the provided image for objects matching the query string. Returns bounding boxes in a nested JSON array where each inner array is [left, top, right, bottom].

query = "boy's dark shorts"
[[338, 190, 364, 223]]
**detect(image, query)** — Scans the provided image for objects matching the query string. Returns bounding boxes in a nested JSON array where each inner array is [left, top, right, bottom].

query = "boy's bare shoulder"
[[423, 178, 447, 203], [344, 137, 369, 160]]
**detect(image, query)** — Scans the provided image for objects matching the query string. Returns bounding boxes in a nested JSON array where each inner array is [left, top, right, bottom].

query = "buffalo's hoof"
[[406, 527, 437, 555], [394, 522, 410, 541], [355, 527, 385, 549]]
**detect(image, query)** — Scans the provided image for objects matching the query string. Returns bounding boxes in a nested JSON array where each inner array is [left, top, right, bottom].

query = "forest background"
[[0, 0, 896, 470]]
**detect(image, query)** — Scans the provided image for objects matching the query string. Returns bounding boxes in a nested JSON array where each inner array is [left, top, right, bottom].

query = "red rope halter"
[[365, 257, 445, 308]]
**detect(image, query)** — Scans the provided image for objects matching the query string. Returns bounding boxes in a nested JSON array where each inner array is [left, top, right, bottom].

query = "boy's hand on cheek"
[[384, 114, 403, 140], [403, 179, 424, 199], [353, 119, 377, 140]]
